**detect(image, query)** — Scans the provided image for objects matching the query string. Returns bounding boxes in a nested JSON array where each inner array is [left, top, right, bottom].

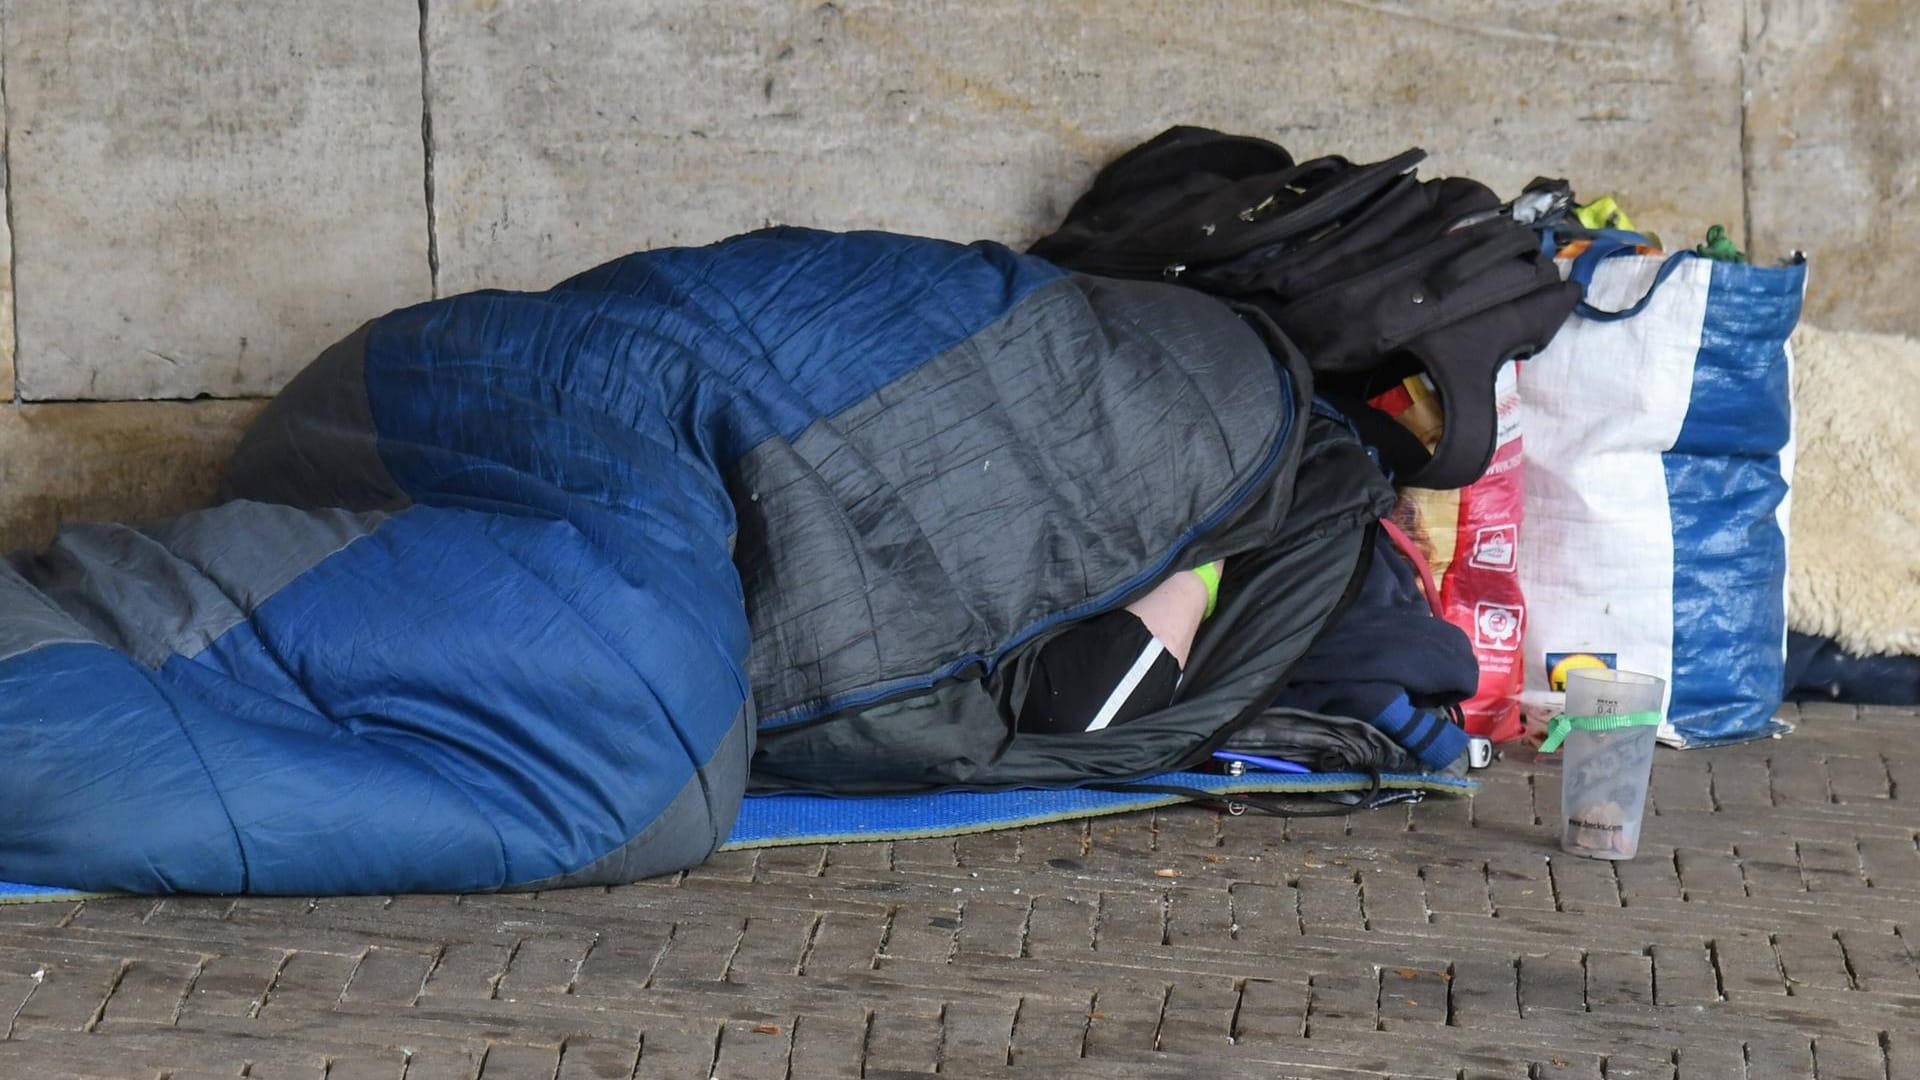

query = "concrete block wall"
[[1, 0, 1911, 552]]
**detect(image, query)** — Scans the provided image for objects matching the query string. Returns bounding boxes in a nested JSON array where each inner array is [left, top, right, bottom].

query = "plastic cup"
[[1550, 669, 1665, 860]]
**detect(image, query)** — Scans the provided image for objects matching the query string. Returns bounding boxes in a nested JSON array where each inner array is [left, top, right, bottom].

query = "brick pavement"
[[2, 703, 1916, 1079]]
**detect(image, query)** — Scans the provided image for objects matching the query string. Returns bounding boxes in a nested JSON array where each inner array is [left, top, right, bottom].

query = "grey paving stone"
[[322, 1053, 405, 1080], [1549, 853, 1624, 911], [1713, 931, 1791, 998], [1298, 873, 1366, 934], [254, 951, 359, 1018], [939, 998, 1021, 1070], [954, 896, 1030, 961], [475, 1042, 560, 1080], [1835, 928, 1920, 993], [1306, 968, 1378, 1033], [552, 1037, 641, 1080], [1615, 849, 1685, 904], [1649, 942, 1720, 1006], [9, 955, 122, 1033], [800, 911, 889, 975], [176, 952, 284, 1023], [418, 941, 511, 1002], [1743, 1031, 1816, 1080], [1675, 846, 1749, 898], [1772, 931, 1854, 991], [754, 845, 828, 878], [1885, 1032, 1920, 1080], [494, 934, 593, 998], [1021, 896, 1094, 960], [632, 1020, 721, 1080], [727, 911, 816, 979], [1517, 953, 1587, 1015], [879, 902, 961, 964], [1376, 966, 1449, 1030], [1484, 854, 1556, 914], [96, 959, 196, 1026], [1651, 753, 1717, 815], [1810, 1035, 1890, 1080], [1675, 1042, 1747, 1080], [1081, 983, 1166, 1058], [1823, 755, 1892, 803], [785, 1010, 866, 1078], [4, 1, 431, 400], [1447, 955, 1519, 1027], [1582, 950, 1653, 1010], [338, 947, 435, 1009], [863, 1001, 942, 1073], [1089, 891, 1162, 953], [1421, 863, 1493, 916]]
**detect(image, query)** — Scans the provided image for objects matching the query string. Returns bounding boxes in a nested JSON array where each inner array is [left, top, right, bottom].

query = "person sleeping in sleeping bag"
[[1018, 544, 1476, 774], [1016, 561, 1222, 735]]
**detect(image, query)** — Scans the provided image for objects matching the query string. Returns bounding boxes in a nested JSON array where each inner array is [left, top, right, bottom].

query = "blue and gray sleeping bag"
[[0, 228, 1406, 895]]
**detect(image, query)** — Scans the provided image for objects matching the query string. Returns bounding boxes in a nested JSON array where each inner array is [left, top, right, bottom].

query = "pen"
[[1212, 750, 1312, 775]]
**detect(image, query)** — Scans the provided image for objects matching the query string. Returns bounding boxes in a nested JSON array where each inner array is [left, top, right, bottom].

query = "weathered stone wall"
[[1, 0, 1910, 551]]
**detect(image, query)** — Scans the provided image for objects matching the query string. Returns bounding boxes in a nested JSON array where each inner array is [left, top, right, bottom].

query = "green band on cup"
[[1539, 711, 1662, 753]]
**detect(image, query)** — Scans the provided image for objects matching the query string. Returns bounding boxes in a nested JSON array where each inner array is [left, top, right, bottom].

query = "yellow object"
[[1548, 652, 1615, 692], [1392, 488, 1461, 581], [1379, 374, 1457, 576], [1574, 196, 1635, 233], [1191, 560, 1222, 619], [1394, 374, 1446, 451]]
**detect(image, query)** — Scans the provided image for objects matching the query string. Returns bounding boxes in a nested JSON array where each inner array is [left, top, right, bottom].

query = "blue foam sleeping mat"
[[0, 770, 1471, 903]]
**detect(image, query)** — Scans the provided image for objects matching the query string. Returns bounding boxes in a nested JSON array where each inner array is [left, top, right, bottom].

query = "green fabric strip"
[[1192, 560, 1223, 619], [1539, 710, 1663, 753]]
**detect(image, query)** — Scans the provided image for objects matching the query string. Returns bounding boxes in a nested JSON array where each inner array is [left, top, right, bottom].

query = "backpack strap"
[[1377, 516, 1443, 618], [1394, 278, 1582, 489]]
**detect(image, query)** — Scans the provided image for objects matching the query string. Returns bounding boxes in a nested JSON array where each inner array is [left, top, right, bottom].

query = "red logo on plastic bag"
[[1474, 601, 1524, 652], [1468, 524, 1518, 572]]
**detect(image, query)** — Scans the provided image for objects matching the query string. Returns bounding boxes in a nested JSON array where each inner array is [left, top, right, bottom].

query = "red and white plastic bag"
[[1373, 364, 1527, 742]]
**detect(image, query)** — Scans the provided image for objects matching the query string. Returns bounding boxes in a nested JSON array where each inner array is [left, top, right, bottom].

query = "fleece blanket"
[[1787, 324, 1920, 657], [0, 228, 1320, 897]]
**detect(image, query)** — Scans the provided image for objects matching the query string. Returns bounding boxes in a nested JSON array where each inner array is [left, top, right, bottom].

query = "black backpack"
[[1030, 126, 1581, 489]]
